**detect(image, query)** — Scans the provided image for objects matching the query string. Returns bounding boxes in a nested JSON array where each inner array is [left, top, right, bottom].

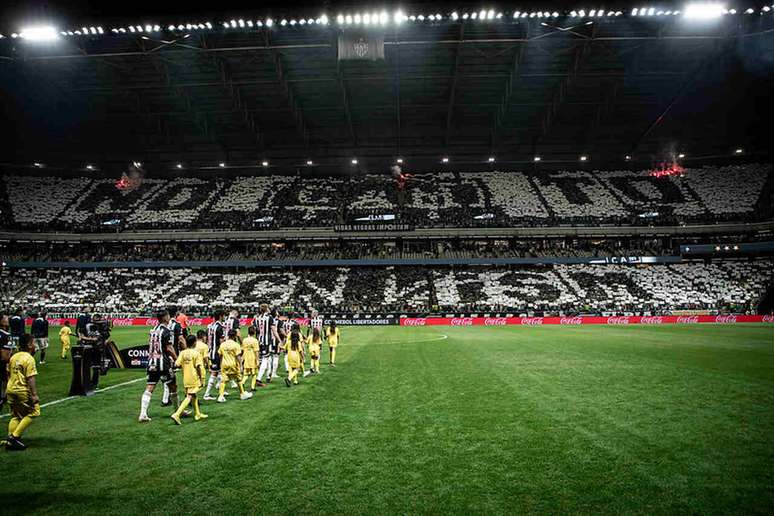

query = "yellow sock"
[[12, 416, 34, 438], [251, 375, 257, 390], [193, 397, 201, 417], [237, 379, 245, 395], [173, 396, 191, 418], [8, 418, 20, 435], [331, 349, 336, 364], [218, 379, 226, 398]]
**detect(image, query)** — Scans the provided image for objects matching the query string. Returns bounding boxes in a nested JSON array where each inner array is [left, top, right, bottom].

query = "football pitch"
[[2, 324, 774, 515]]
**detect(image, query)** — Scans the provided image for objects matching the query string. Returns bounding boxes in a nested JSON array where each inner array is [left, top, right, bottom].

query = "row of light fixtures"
[[29, 149, 746, 171], [5, 5, 774, 41]]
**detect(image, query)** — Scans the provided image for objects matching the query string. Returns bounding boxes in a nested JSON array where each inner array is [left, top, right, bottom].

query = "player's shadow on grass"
[[0, 491, 102, 512]]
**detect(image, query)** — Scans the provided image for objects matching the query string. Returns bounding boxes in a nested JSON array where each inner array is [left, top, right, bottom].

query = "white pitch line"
[[380, 333, 449, 345], [0, 375, 145, 419]]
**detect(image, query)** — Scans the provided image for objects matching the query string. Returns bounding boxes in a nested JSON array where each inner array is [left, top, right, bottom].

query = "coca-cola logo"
[[403, 319, 427, 326], [560, 317, 583, 325], [111, 318, 134, 327], [145, 318, 159, 326], [715, 315, 737, 324], [640, 316, 663, 325], [484, 318, 507, 326], [451, 318, 473, 326], [188, 318, 204, 326], [676, 316, 699, 324], [762, 315, 774, 323], [607, 316, 630, 325], [520, 318, 544, 326]]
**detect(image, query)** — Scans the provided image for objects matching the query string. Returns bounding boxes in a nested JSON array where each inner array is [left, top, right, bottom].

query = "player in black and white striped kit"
[[308, 310, 324, 338], [203, 311, 227, 400], [138, 309, 178, 422], [255, 304, 280, 383], [281, 313, 295, 373], [161, 306, 184, 406]]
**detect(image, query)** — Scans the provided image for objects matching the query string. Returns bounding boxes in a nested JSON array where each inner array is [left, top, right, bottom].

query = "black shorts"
[[146, 368, 176, 385], [209, 353, 221, 372]]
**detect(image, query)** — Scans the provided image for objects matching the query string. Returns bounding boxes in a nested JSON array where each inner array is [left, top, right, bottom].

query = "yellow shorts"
[[185, 386, 201, 395], [7, 391, 41, 419], [243, 367, 256, 375], [221, 368, 241, 382]]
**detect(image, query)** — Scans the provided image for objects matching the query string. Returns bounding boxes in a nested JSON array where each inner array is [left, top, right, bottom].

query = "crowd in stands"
[[1, 164, 770, 232], [0, 237, 679, 264], [2, 260, 770, 315]]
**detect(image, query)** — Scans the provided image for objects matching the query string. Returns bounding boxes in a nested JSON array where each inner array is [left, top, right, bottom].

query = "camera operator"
[[80, 314, 112, 388], [75, 309, 92, 343]]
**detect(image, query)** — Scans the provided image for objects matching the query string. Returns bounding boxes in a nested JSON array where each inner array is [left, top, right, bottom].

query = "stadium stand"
[[3, 260, 769, 315], [1, 164, 770, 231]]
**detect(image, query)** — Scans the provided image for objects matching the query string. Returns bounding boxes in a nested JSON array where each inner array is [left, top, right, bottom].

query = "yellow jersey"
[[327, 327, 341, 347], [175, 348, 204, 389], [307, 335, 322, 356], [242, 336, 259, 370], [218, 339, 242, 371], [59, 326, 72, 343], [195, 340, 209, 364], [7, 351, 37, 394]]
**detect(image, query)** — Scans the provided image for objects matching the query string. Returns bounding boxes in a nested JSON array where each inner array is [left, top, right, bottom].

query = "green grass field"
[[2, 324, 774, 515]]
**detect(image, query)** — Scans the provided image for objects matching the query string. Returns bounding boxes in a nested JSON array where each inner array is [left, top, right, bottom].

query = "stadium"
[[0, 1, 773, 513]]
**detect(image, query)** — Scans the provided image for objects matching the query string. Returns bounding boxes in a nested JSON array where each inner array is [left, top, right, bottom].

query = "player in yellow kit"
[[284, 326, 303, 387], [241, 326, 261, 391], [4, 334, 40, 451], [194, 329, 210, 370], [59, 321, 72, 359], [326, 320, 341, 367], [171, 335, 208, 425], [217, 329, 252, 403], [307, 327, 322, 374]]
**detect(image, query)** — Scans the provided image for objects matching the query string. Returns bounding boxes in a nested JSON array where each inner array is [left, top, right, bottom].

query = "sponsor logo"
[[607, 316, 630, 325], [111, 318, 134, 327], [451, 318, 474, 326], [763, 315, 774, 323], [127, 349, 149, 358], [560, 317, 583, 325], [520, 318, 544, 326], [484, 318, 507, 326], [676, 316, 699, 324], [715, 315, 738, 324], [145, 318, 159, 326], [640, 316, 664, 325], [403, 319, 427, 326], [188, 318, 204, 326]]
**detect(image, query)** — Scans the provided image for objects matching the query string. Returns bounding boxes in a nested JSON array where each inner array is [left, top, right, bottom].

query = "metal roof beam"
[[211, 54, 262, 149], [444, 23, 465, 147], [265, 32, 310, 150]]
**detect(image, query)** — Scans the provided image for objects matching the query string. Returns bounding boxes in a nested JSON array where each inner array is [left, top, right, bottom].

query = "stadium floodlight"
[[97, 26, 104, 34], [579, 9, 586, 17], [345, 15, 353, 24], [256, 20, 264, 27], [351, 158, 359, 165], [648, 7, 656, 16], [19, 25, 59, 42], [394, 10, 406, 23], [176, 163, 183, 169], [684, 3, 725, 19], [487, 10, 495, 19], [452, 11, 459, 20], [745, 7, 754, 14], [247, 20, 254, 27], [625, 155, 632, 161], [533, 156, 541, 162], [363, 13, 372, 25], [632, 8, 639, 15], [678, 153, 685, 158], [488, 156, 495, 162], [320, 14, 329, 25], [262, 160, 269, 167], [354, 13, 362, 23], [219, 162, 225, 168], [580, 155, 588, 161], [380, 11, 389, 24], [418, 14, 425, 21], [33, 162, 43, 167], [290, 19, 297, 25], [734, 148, 744, 154], [733, 245, 739, 250], [266, 19, 274, 27], [763, 6, 771, 12], [306, 160, 314, 165], [337, 14, 344, 24], [396, 158, 404, 164], [590, 9, 597, 16], [442, 157, 449, 163], [85, 164, 94, 170], [715, 245, 721, 251], [280, 19, 288, 26]]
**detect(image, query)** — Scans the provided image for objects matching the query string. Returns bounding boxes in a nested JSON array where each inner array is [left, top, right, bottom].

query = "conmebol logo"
[[715, 315, 738, 324], [607, 316, 630, 325], [640, 316, 664, 324], [451, 318, 473, 326], [520, 318, 543, 326], [484, 318, 507, 326], [560, 317, 583, 325], [676, 316, 699, 324]]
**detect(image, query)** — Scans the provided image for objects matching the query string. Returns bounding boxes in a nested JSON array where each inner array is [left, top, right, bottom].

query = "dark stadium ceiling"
[[0, 2, 773, 175]]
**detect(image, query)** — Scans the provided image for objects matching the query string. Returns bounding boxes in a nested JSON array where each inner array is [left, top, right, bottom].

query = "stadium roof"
[[1, 4, 773, 174]]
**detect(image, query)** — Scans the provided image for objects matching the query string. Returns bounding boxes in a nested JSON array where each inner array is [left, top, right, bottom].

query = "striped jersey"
[[225, 316, 240, 335], [0, 328, 10, 350], [147, 323, 173, 371], [207, 320, 226, 361], [310, 316, 324, 334], [282, 319, 294, 337], [254, 313, 273, 353], [167, 319, 182, 353]]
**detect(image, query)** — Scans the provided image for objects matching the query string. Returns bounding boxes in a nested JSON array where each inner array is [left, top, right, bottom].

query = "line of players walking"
[[138, 304, 342, 425]]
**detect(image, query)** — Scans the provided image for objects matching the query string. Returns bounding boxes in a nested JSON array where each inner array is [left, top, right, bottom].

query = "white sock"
[[140, 390, 152, 418], [205, 375, 217, 396], [170, 390, 179, 410], [161, 383, 170, 404], [258, 359, 269, 381], [271, 356, 279, 377]]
